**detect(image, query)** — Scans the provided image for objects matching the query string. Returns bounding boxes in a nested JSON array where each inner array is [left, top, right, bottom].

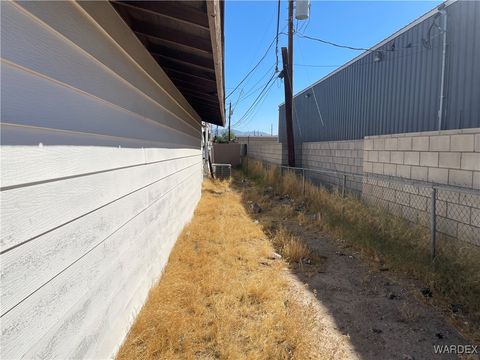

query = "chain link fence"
[[250, 160, 480, 256]]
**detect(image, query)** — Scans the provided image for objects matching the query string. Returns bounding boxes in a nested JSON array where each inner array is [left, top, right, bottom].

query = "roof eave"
[[206, 0, 225, 126]]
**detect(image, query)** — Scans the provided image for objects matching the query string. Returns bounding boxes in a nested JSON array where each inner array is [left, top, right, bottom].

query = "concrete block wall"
[[303, 140, 364, 174], [212, 143, 241, 167], [363, 128, 480, 189], [239, 130, 479, 245], [302, 140, 364, 195], [237, 137, 285, 165], [363, 128, 480, 246]]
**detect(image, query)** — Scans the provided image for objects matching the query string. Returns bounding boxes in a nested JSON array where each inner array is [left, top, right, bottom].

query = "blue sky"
[[224, 0, 441, 134]]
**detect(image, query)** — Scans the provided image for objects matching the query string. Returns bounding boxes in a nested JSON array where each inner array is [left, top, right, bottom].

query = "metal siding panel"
[[353, 63, 359, 139], [278, 0, 480, 146], [342, 71, 347, 139], [418, 20, 430, 131], [461, 3, 473, 127], [451, 2, 464, 128], [379, 54, 386, 135], [365, 56, 374, 137], [354, 61, 367, 137], [333, 74, 339, 140], [429, 18, 441, 130], [376, 50, 383, 135], [354, 62, 361, 139], [401, 34, 411, 133], [457, 2, 468, 128], [412, 27, 422, 131], [471, 1, 480, 128]]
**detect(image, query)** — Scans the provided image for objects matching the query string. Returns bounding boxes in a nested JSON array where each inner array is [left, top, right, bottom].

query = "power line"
[[245, 78, 278, 123], [299, 14, 311, 34], [295, 28, 443, 54], [233, 71, 278, 128], [233, 79, 274, 127], [292, 31, 444, 74], [232, 89, 244, 114], [237, 64, 276, 103], [290, 30, 445, 126], [231, 64, 276, 117], [238, 76, 279, 128], [226, 31, 284, 100], [295, 33, 376, 52]]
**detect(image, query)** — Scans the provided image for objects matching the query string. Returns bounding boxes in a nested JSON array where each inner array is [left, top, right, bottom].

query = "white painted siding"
[[0, 2, 203, 359]]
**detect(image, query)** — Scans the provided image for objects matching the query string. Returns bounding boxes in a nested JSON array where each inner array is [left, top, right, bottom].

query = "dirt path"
[[289, 231, 470, 360], [116, 178, 477, 359], [237, 179, 478, 360]]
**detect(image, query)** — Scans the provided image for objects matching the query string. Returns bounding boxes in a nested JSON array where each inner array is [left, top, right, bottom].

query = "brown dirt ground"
[[117, 177, 478, 359], [235, 178, 479, 360]]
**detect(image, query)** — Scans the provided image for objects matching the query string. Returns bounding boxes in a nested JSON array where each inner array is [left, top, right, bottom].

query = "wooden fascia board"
[[206, 0, 225, 126]]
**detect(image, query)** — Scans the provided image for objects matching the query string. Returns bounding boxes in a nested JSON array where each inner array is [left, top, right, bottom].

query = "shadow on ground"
[[231, 176, 475, 360]]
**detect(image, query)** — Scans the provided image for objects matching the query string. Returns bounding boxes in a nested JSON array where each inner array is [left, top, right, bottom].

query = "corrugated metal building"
[[279, 0, 480, 145]]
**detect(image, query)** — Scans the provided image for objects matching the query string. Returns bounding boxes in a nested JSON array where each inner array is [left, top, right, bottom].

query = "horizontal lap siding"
[[0, 2, 202, 359]]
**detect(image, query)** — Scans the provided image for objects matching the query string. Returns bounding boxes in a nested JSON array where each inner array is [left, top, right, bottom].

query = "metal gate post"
[[431, 187, 437, 261]]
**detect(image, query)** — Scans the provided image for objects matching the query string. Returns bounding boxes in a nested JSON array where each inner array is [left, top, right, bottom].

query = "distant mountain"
[[232, 129, 272, 137]]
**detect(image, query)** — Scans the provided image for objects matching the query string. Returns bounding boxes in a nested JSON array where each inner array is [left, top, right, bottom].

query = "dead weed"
[[116, 179, 316, 360]]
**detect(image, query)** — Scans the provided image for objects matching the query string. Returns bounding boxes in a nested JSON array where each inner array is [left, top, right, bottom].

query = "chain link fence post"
[[302, 168, 306, 197], [342, 174, 347, 198], [431, 187, 437, 261]]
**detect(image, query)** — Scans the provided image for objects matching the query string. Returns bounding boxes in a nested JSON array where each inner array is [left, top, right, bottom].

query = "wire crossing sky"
[[225, 0, 442, 135]]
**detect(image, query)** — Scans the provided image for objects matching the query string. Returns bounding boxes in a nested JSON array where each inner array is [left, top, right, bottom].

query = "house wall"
[[363, 128, 480, 245], [1, 2, 202, 359]]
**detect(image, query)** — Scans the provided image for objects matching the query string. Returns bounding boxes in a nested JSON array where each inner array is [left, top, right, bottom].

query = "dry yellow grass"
[[272, 227, 311, 263], [116, 179, 315, 360], [243, 159, 480, 341]]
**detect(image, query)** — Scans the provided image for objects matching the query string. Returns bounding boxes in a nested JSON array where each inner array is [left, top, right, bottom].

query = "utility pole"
[[288, 0, 294, 97], [228, 101, 232, 142], [280, 0, 296, 167], [281, 47, 295, 167]]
